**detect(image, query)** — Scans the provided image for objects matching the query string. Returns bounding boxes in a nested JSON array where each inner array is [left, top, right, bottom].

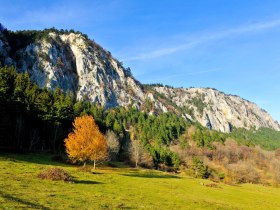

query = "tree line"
[[0, 65, 186, 168], [1, 64, 280, 182]]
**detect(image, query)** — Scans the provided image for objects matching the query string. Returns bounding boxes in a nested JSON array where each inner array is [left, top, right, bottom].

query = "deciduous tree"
[[105, 130, 120, 161], [64, 115, 108, 169]]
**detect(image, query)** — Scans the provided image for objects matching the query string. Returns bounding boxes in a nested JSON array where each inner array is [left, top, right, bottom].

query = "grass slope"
[[0, 153, 280, 210]]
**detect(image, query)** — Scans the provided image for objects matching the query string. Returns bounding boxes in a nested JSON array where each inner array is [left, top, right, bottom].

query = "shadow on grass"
[[91, 171, 103, 174], [74, 180, 103, 185], [76, 166, 104, 174], [122, 172, 180, 179], [0, 152, 69, 167], [0, 191, 50, 209]]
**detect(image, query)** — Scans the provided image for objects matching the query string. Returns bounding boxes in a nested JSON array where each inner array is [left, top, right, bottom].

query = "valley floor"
[[0, 153, 280, 210]]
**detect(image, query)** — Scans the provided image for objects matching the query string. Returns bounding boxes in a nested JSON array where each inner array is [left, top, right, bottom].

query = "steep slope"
[[0, 27, 279, 132], [0, 29, 146, 109], [152, 86, 280, 132]]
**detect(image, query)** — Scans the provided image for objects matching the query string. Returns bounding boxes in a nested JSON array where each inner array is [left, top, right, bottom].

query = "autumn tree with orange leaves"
[[64, 115, 108, 169]]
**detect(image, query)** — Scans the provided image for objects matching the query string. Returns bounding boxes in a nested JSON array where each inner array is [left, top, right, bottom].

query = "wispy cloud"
[[0, 0, 116, 31], [123, 19, 280, 61]]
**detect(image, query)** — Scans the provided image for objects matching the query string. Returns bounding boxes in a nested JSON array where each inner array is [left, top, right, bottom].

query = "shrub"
[[191, 156, 211, 179], [38, 168, 72, 181], [208, 169, 225, 182], [272, 159, 280, 183], [177, 137, 280, 185], [129, 140, 154, 168], [158, 164, 176, 172], [218, 173, 225, 180], [105, 130, 120, 161], [226, 162, 260, 184], [275, 148, 280, 159]]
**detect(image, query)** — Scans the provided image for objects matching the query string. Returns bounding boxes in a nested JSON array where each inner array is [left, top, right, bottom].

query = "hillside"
[[1, 153, 280, 210], [0, 27, 279, 132], [1, 25, 280, 210], [151, 86, 280, 132], [0, 28, 146, 109]]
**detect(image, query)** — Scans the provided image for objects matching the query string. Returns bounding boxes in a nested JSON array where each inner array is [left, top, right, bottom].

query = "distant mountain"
[[0, 26, 279, 132], [149, 86, 280, 132]]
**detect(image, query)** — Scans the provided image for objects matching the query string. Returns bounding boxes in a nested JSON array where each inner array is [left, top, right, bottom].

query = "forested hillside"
[[0, 27, 279, 133], [0, 65, 185, 167], [1, 65, 280, 185]]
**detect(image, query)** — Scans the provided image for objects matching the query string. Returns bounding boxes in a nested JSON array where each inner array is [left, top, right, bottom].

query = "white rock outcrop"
[[153, 87, 280, 132], [1, 31, 148, 109], [0, 29, 279, 132]]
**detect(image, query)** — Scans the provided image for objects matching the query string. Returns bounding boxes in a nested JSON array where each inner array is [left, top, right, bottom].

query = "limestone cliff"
[[0, 30, 145, 109], [152, 86, 280, 132], [0, 28, 279, 132]]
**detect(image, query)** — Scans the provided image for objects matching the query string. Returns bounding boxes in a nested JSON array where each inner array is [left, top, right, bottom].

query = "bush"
[[129, 140, 154, 168], [226, 162, 260, 184], [272, 160, 280, 183], [275, 149, 280, 158], [176, 137, 280, 185], [105, 130, 120, 161], [158, 164, 176, 172], [191, 156, 211, 179], [38, 168, 72, 181]]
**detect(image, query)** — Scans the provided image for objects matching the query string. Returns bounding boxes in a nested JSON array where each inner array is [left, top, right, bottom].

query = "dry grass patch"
[[38, 168, 72, 182]]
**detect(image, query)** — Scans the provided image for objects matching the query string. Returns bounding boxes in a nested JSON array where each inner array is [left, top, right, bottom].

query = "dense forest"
[[1, 65, 280, 184], [0, 65, 186, 167]]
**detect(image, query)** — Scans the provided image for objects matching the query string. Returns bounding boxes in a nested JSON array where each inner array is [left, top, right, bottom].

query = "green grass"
[[0, 153, 280, 209]]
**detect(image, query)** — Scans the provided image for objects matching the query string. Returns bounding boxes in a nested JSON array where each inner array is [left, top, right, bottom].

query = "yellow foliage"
[[64, 115, 108, 165]]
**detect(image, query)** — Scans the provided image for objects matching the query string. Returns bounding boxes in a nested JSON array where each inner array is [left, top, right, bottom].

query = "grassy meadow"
[[0, 153, 280, 210]]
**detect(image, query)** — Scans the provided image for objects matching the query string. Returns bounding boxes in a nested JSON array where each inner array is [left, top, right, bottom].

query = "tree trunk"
[[83, 162, 86, 167], [135, 140, 139, 168], [93, 160, 96, 170]]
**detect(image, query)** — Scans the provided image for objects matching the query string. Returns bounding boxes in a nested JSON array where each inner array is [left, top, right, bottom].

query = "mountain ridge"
[[150, 85, 280, 132], [0, 26, 279, 132]]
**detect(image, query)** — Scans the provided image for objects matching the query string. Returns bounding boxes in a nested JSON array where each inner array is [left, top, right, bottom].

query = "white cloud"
[[123, 19, 280, 61], [0, 1, 113, 30]]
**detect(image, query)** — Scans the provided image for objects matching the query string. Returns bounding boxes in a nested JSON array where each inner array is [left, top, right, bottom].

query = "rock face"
[[153, 87, 280, 132], [0, 28, 279, 132], [0, 30, 145, 108]]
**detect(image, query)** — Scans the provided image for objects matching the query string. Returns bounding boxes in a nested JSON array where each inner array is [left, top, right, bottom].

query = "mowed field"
[[0, 153, 280, 210]]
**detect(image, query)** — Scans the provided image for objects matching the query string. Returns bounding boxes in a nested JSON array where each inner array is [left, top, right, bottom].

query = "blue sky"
[[1, 0, 280, 122]]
